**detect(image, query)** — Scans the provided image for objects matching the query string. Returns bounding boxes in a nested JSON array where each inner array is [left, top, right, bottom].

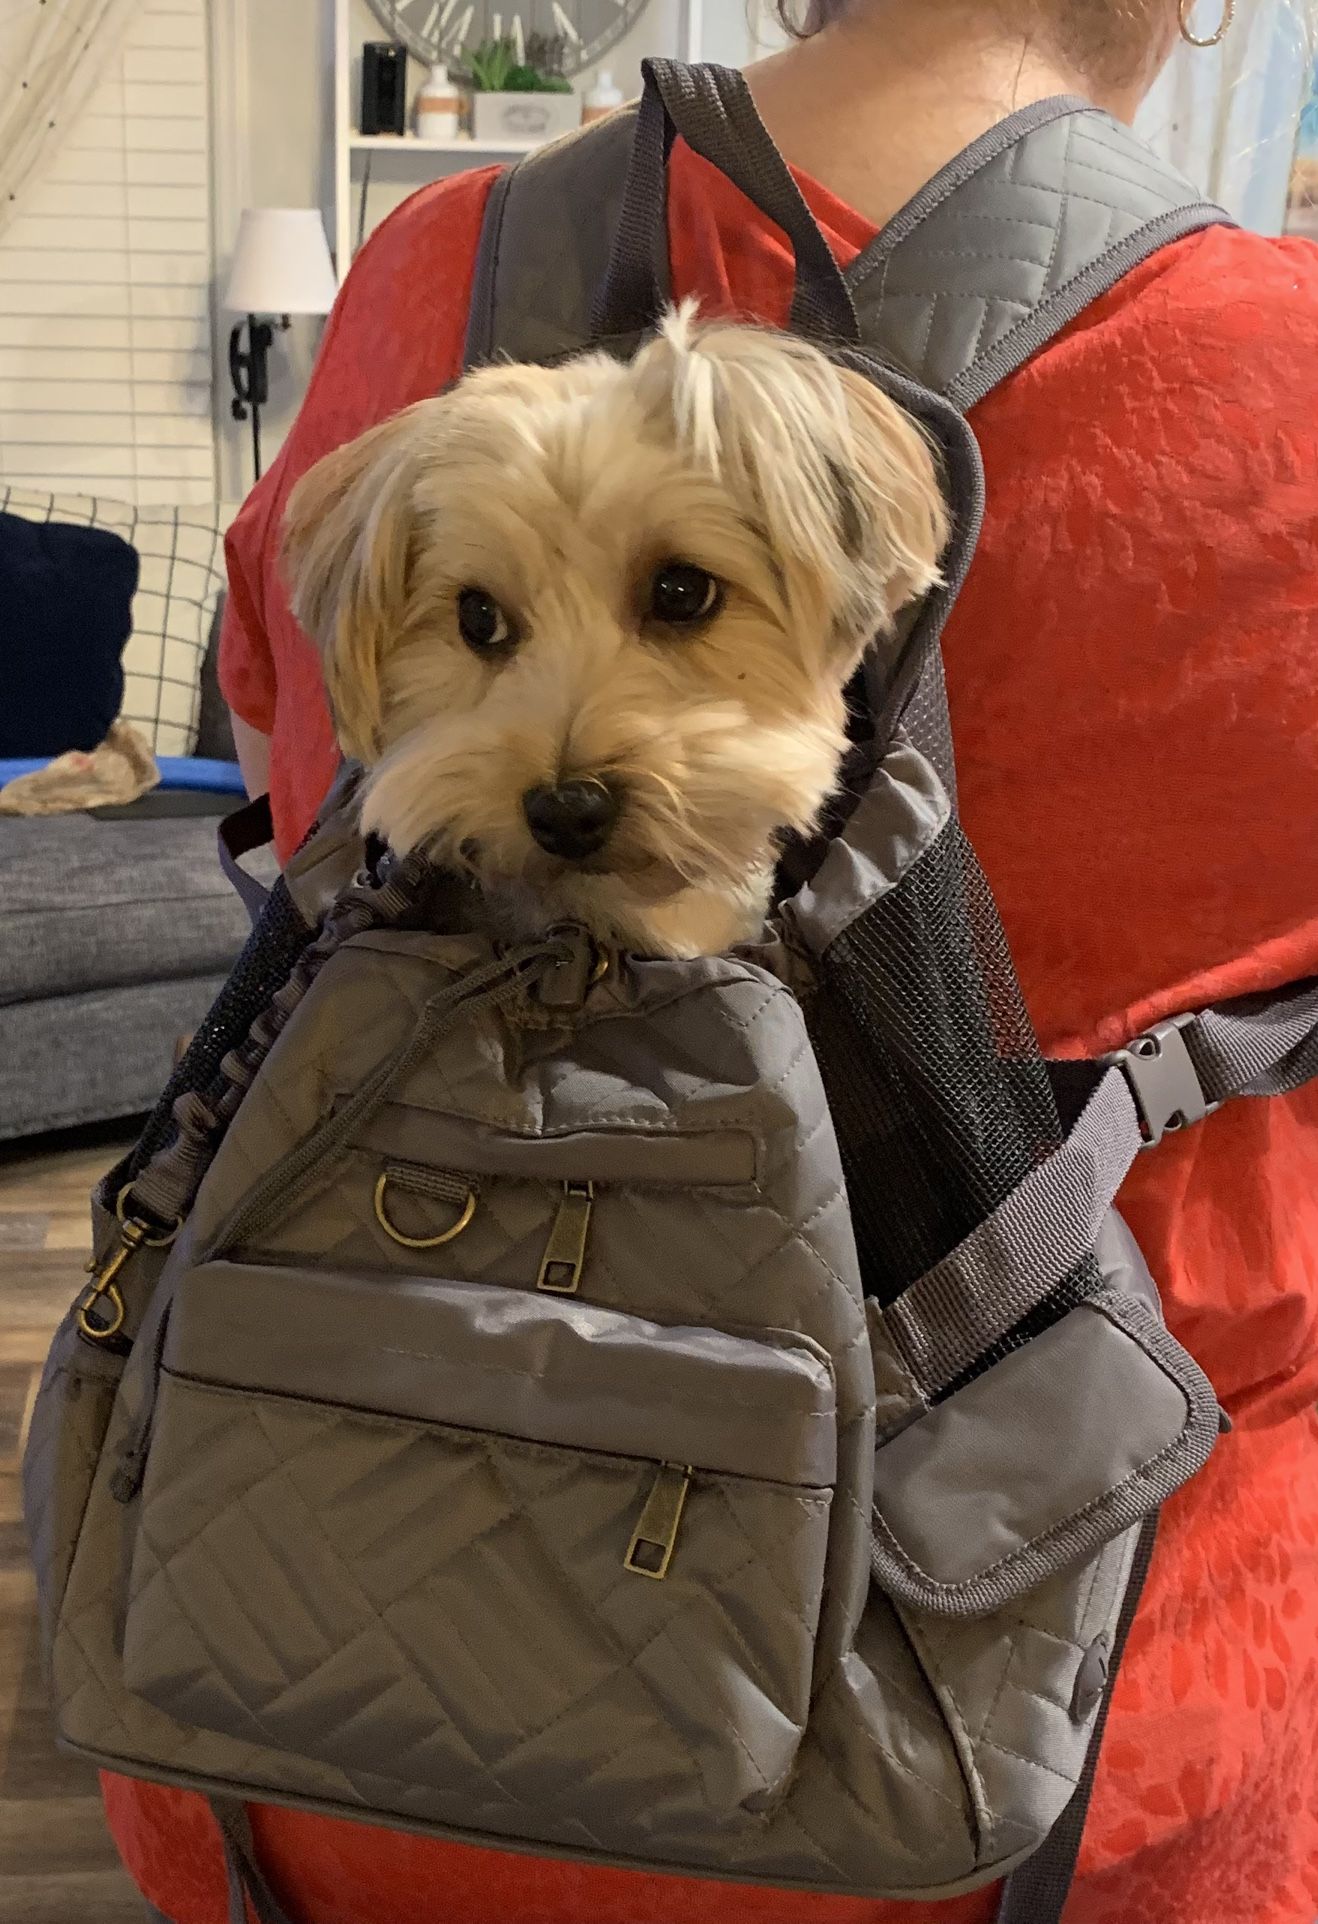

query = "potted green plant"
[[465, 34, 578, 146]]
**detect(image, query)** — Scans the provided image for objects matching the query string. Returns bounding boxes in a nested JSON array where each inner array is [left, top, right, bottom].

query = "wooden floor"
[[0, 1123, 146, 1923]]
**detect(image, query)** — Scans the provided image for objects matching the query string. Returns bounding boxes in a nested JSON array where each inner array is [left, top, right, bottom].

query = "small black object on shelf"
[[361, 41, 408, 136]]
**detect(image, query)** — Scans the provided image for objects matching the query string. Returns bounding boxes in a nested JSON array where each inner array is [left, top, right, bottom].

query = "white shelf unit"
[[332, 0, 704, 276], [350, 133, 543, 153]]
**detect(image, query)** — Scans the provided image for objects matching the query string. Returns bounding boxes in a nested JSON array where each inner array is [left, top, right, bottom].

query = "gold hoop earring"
[[1178, 0, 1236, 48]]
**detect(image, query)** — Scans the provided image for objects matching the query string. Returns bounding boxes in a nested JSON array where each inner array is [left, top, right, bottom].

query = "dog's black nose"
[[522, 780, 618, 861]]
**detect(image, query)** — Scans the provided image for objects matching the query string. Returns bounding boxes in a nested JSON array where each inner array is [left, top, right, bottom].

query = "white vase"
[[415, 62, 461, 141]]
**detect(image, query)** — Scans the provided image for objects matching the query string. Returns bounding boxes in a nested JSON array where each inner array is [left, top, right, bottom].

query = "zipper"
[[536, 1181, 594, 1294], [625, 1463, 692, 1580]]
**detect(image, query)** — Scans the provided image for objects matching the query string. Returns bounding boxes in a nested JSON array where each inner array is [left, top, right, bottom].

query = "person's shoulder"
[[986, 222, 1318, 454], [1139, 222, 1318, 333], [345, 163, 504, 291], [1080, 223, 1318, 390], [290, 164, 505, 432]]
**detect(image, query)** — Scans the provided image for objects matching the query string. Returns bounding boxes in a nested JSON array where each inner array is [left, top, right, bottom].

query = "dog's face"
[[283, 310, 948, 956]]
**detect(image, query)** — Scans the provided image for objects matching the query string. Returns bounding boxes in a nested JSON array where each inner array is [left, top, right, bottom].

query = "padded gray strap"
[[463, 110, 637, 368], [887, 976, 1318, 1398], [208, 1797, 298, 1924], [846, 95, 1227, 405]]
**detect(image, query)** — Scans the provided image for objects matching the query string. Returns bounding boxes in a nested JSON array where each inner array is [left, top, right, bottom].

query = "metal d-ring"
[[373, 1172, 478, 1250], [113, 1184, 183, 1244]]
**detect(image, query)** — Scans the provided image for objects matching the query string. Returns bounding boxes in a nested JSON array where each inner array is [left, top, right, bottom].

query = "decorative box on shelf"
[[470, 90, 579, 145]]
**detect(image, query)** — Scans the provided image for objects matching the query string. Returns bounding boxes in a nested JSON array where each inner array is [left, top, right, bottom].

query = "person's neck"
[[745, 13, 1146, 235]]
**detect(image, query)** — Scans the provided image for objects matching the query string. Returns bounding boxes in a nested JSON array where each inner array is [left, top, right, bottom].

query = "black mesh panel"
[[805, 817, 1097, 1337], [122, 878, 314, 1182]]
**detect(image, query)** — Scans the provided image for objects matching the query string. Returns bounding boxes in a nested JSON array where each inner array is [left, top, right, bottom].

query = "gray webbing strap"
[[995, 1513, 1160, 1924], [593, 60, 858, 344], [887, 974, 1318, 1396], [208, 1797, 298, 1924], [218, 794, 275, 927], [1185, 978, 1318, 1101], [885, 1065, 1142, 1398]]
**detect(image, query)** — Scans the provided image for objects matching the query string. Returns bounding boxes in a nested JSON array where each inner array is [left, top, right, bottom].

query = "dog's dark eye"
[[648, 563, 721, 627], [457, 588, 515, 654]]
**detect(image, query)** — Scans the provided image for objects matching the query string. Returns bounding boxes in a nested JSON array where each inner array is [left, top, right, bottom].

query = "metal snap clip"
[[77, 1186, 181, 1341]]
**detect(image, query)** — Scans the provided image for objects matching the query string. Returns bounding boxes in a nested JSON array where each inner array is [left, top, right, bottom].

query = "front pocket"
[[121, 1262, 836, 1829]]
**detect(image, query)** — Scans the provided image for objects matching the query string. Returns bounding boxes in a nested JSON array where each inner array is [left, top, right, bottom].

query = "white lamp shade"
[[224, 208, 339, 315]]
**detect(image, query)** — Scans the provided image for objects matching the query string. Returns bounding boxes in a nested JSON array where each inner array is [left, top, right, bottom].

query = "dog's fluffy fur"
[[283, 308, 949, 958]]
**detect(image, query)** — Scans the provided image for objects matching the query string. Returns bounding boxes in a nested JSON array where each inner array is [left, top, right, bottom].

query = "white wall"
[[1137, 0, 1311, 234]]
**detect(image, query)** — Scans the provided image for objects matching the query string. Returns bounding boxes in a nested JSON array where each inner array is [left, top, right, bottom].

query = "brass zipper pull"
[[625, 1463, 692, 1580], [536, 1181, 594, 1294]]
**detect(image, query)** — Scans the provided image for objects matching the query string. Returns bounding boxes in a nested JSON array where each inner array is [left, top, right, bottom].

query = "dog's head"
[[282, 308, 948, 954]]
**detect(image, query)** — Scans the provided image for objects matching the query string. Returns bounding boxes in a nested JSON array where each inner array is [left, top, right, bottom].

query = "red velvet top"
[[110, 141, 1318, 1924]]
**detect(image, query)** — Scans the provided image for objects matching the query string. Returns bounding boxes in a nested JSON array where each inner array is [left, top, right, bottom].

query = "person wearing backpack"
[[88, 2, 1317, 1922]]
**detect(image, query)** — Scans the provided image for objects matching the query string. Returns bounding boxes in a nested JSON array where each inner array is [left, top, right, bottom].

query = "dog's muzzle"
[[522, 780, 619, 862]]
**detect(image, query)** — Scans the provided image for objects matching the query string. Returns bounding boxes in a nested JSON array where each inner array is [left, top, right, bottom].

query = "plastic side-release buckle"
[[1104, 1014, 1219, 1148]]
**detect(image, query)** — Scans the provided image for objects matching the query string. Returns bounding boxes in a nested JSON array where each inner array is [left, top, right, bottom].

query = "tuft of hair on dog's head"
[[280, 308, 950, 957], [636, 302, 949, 658]]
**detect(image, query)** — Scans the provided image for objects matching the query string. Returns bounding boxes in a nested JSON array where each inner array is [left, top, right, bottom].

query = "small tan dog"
[[283, 308, 948, 958]]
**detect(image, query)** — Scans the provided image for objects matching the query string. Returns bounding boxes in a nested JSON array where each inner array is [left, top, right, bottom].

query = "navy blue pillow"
[[0, 509, 139, 756]]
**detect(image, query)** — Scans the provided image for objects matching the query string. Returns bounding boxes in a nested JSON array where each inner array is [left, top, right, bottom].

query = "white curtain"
[[0, 0, 143, 240], [1137, 0, 1314, 233]]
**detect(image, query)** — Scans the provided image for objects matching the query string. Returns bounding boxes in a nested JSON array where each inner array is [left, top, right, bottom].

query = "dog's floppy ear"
[[639, 309, 948, 651], [281, 409, 421, 761], [829, 366, 950, 616]]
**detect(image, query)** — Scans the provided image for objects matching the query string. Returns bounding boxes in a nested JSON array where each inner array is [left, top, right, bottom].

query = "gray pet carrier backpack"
[[24, 63, 1318, 1924]]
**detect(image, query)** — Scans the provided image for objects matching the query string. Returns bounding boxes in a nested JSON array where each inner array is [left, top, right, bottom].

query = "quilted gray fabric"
[[846, 98, 1224, 405]]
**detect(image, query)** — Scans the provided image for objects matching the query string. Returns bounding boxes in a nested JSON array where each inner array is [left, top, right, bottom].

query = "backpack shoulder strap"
[[845, 93, 1227, 406], [463, 65, 1229, 406], [464, 110, 640, 369]]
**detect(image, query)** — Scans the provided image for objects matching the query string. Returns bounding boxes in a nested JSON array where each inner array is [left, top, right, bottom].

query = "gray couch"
[[0, 609, 258, 1141]]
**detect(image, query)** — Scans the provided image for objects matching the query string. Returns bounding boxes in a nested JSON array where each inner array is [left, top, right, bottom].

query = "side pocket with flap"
[[869, 1291, 1221, 1619]]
